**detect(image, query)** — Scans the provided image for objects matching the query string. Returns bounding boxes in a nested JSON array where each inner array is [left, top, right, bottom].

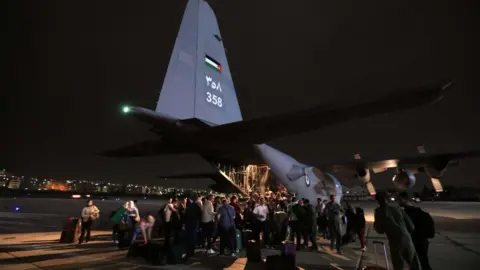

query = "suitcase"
[[266, 255, 296, 270], [117, 230, 132, 248], [127, 243, 144, 258], [362, 240, 390, 270], [128, 241, 165, 265], [281, 241, 296, 258], [246, 240, 262, 262], [242, 229, 254, 248], [59, 217, 81, 243], [144, 241, 165, 265], [235, 229, 243, 250]]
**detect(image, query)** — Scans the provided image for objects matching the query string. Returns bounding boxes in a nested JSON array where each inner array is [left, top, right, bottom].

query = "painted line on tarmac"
[[0, 212, 61, 218]]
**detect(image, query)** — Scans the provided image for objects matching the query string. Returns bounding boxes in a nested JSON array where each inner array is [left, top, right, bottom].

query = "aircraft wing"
[[191, 82, 451, 144], [157, 170, 247, 195], [324, 149, 480, 179], [98, 139, 190, 157]]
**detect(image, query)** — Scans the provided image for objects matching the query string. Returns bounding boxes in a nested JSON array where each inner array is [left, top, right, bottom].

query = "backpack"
[[407, 206, 435, 239], [418, 209, 435, 238]]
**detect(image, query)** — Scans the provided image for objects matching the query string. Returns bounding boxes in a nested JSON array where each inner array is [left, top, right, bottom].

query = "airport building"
[[0, 169, 23, 189], [7, 177, 22, 189]]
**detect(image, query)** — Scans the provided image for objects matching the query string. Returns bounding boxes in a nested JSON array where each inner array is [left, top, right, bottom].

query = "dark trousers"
[[79, 220, 92, 244], [289, 221, 303, 246], [414, 239, 432, 270], [358, 228, 366, 248], [317, 216, 329, 239], [201, 221, 215, 250], [254, 220, 270, 245], [112, 224, 119, 243], [303, 227, 317, 249], [164, 222, 175, 248], [185, 222, 198, 257], [219, 226, 235, 254], [328, 222, 342, 251]]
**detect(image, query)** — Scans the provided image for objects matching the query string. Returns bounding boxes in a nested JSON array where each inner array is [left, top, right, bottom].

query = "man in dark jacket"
[[399, 192, 433, 270], [292, 199, 308, 249], [304, 199, 318, 251], [325, 195, 343, 254], [184, 196, 202, 257]]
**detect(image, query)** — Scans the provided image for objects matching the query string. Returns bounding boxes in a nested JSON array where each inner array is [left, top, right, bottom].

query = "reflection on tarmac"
[[0, 198, 479, 269]]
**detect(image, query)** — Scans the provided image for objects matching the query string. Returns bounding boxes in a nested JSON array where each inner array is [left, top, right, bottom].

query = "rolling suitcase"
[[235, 229, 243, 251], [242, 229, 253, 248], [362, 240, 390, 270], [266, 255, 296, 270], [246, 240, 262, 262], [59, 217, 81, 243]]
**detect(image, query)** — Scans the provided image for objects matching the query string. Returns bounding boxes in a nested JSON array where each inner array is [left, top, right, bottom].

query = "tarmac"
[[0, 198, 479, 269]]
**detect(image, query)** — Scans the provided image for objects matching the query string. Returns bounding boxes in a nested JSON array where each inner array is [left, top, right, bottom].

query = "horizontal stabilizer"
[[190, 81, 451, 144], [98, 139, 189, 158]]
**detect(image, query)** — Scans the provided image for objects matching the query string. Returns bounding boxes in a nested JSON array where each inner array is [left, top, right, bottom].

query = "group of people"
[[157, 192, 367, 257], [77, 190, 433, 270], [374, 192, 434, 270], [77, 199, 157, 247], [315, 196, 368, 254]]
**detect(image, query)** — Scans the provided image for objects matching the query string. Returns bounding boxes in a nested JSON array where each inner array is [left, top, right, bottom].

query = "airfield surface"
[[0, 198, 479, 269]]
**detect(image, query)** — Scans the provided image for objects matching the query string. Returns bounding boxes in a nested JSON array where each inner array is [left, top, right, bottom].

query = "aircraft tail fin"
[[155, 0, 242, 126]]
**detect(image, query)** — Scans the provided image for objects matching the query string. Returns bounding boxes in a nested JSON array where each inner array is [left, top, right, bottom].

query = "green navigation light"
[[122, 106, 130, 114]]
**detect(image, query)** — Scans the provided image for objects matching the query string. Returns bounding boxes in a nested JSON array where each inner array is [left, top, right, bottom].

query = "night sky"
[[5, 0, 479, 189]]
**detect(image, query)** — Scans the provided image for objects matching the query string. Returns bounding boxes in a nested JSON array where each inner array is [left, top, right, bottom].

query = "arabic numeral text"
[[206, 92, 223, 108]]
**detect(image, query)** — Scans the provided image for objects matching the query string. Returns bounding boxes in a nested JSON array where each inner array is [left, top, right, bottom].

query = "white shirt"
[[253, 204, 269, 222], [81, 205, 99, 222], [316, 203, 325, 215], [164, 203, 175, 222], [201, 200, 215, 223]]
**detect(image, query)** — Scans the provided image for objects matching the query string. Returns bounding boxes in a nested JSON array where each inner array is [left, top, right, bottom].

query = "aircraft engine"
[[355, 166, 371, 184], [392, 171, 416, 190]]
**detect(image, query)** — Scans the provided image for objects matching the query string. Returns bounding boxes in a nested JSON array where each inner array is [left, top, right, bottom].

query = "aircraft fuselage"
[[139, 109, 344, 202]]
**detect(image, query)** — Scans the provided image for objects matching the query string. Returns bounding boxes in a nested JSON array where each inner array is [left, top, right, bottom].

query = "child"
[[355, 207, 367, 252]]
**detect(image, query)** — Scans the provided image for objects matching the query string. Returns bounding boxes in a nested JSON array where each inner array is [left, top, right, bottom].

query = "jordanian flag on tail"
[[205, 55, 222, 72]]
